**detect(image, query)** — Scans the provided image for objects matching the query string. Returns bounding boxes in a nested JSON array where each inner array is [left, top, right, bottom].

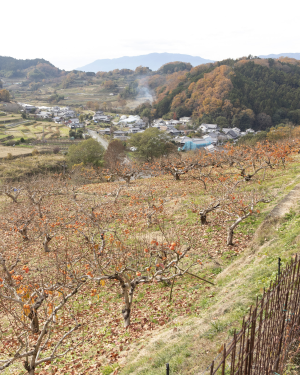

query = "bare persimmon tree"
[[104, 158, 142, 184], [159, 153, 196, 180], [68, 184, 212, 328], [222, 189, 273, 246], [0, 244, 86, 375], [1, 183, 23, 203]]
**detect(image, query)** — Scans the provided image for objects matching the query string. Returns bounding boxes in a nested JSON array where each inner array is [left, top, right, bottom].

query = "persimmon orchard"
[[0, 138, 299, 373]]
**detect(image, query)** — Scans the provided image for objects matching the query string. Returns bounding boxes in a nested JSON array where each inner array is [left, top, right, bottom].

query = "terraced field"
[[0, 121, 70, 143]]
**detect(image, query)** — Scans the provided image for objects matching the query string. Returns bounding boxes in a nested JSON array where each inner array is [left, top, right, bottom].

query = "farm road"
[[88, 129, 108, 149]]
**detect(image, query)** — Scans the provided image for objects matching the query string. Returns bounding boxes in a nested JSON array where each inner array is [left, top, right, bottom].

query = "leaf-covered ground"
[[2, 155, 300, 375]]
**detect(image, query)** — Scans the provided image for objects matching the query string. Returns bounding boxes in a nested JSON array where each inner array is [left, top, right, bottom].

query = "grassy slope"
[[119, 160, 300, 375], [0, 153, 65, 181]]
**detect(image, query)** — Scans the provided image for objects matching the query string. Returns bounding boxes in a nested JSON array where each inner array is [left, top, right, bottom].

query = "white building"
[[199, 124, 219, 133], [179, 117, 191, 124]]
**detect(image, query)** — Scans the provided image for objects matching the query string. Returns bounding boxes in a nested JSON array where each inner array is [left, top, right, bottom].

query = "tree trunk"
[[199, 203, 219, 225], [72, 189, 77, 200], [28, 310, 39, 333], [122, 307, 131, 328], [200, 213, 207, 225], [200, 179, 207, 190], [120, 282, 134, 328], [5, 193, 18, 203], [147, 214, 152, 226], [24, 361, 35, 374], [174, 173, 180, 180], [37, 203, 42, 218], [43, 234, 52, 252], [227, 213, 250, 246], [19, 228, 29, 241], [227, 227, 234, 246], [124, 176, 131, 185], [31, 315, 39, 333]]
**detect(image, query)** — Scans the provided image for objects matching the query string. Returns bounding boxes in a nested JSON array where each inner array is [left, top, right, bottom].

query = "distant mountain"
[[259, 53, 300, 60], [77, 53, 214, 72]]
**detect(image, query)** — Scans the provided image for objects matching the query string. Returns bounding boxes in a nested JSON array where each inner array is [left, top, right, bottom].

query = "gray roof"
[[227, 130, 239, 139], [201, 123, 218, 129]]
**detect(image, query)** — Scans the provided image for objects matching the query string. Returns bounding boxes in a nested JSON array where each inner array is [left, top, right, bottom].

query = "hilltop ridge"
[[77, 52, 214, 72]]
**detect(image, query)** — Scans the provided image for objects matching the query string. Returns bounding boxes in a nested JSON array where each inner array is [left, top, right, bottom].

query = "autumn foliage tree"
[[0, 89, 10, 102]]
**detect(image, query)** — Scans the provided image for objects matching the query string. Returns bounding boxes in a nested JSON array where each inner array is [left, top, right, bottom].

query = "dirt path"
[[269, 183, 300, 218]]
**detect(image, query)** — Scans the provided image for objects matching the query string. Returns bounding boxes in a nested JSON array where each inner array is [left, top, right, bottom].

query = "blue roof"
[[181, 137, 213, 151]]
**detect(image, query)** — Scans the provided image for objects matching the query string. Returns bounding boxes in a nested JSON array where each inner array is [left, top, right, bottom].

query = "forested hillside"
[[0, 56, 63, 79], [3, 54, 300, 123], [137, 57, 300, 130]]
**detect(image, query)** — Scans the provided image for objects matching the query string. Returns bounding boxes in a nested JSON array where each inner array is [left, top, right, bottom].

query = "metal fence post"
[[278, 257, 281, 277], [166, 363, 169, 375]]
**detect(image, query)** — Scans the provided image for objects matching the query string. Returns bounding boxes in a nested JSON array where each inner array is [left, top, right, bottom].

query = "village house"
[[179, 117, 191, 124], [221, 128, 231, 134], [135, 119, 146, 128], [113, 130, 127, 137], [226, 129, 239, 139], [199, 124, 219, 133], [98, 128, 111, 135], [36, 111, 52, 119], [178, 136, 214, 150], [232, 127, 241, 135], [93, 114, 111, 122], [114, 135, 128, 141], [167, 128, 183, 137], [152, 123, 162, 129], [53, 116, 63, 123], [69, 118, 79, 125], [153, 119, 166, 126], [130, 127, 143, 134], [62, 110, 76, 119], [23, 104, 37, 113], [119, 115, 142, 126]]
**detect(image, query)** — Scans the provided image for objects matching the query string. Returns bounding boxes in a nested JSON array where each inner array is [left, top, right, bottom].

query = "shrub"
[[53, 147, 60, 154], [67, 138, 105, 167], [20, 137, 25, 143]]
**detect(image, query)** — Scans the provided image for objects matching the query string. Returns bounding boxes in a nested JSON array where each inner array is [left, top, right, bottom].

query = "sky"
[[1, 0, 300, 70]]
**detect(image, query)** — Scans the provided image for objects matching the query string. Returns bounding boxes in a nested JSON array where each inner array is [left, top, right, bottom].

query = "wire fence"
[[166, 256, 300, 375], [205, 256, 300, 374]]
